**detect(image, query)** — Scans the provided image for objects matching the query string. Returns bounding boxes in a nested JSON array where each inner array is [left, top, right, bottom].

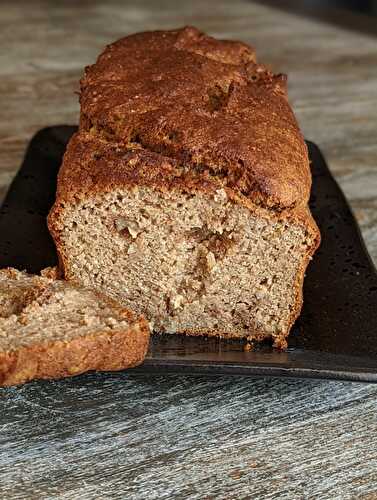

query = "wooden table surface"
[[1, 1, 377, 498]]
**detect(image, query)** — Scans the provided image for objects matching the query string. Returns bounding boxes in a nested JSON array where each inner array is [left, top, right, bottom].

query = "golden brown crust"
[[0, 322, 149, 387], [50, 26, 314, 217], [76, 26, 310, 210]]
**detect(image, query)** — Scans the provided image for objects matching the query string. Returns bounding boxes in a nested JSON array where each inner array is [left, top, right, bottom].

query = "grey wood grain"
[[1, 374, 377, 499], [1, 1, 377, 498]]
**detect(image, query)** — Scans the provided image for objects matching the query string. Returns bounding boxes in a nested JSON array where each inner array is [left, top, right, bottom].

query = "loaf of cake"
[[0, 268, 149, 386], [48, 26, 320, 348]]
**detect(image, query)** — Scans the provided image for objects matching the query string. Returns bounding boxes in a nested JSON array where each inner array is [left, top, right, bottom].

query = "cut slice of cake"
[[0, 268, 150, 386], [48, 27, 320, 348]]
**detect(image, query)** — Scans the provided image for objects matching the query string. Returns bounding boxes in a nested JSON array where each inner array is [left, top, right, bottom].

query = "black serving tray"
[[1, 126, 377, 382]]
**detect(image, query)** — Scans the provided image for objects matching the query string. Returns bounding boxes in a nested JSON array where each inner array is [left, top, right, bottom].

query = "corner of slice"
[[0, 268, 150, 387]]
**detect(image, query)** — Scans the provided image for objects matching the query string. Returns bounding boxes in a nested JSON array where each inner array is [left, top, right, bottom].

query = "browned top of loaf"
[[76, 26, 311, 210]]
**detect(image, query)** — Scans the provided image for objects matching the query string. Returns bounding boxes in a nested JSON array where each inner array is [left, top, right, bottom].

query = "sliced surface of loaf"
[[48, 27, 320, 348], [0, 268, 150, 386]]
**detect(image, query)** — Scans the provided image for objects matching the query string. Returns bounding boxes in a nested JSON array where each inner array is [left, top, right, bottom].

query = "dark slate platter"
[[0, 126, 376, 382]]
